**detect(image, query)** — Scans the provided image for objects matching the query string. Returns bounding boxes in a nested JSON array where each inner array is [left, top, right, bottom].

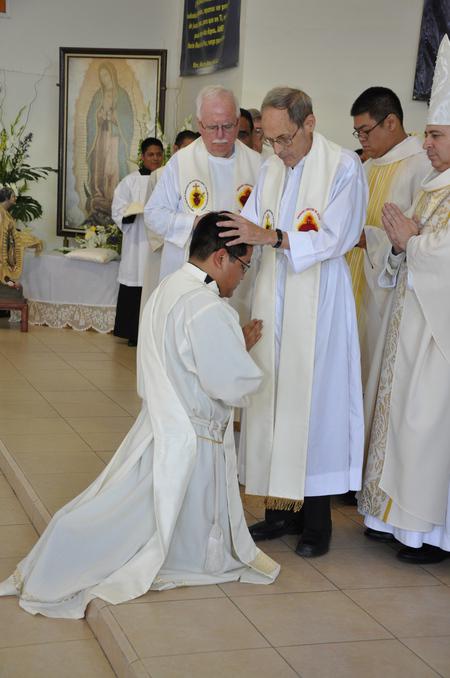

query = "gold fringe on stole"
[[264, 495, 304, 512]]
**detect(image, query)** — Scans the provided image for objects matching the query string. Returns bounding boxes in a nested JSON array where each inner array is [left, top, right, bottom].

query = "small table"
[[15, 250, 120, 333], [0, 290, 28, 332]]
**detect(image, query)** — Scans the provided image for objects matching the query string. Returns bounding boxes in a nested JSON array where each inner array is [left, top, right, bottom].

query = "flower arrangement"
[[0, 90, 56, 224], [75, 224, 122, 254], [135, 100, 194, 166]]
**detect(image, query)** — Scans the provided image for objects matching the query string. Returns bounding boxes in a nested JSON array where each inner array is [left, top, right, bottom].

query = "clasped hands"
[[381, 202, 420, 254]]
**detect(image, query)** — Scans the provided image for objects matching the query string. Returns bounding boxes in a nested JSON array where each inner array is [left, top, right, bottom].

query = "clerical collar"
[[139, 167, 152, 175], [185, 262, 218, 288]]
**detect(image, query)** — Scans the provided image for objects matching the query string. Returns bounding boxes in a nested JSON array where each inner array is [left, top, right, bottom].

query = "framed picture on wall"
[[0, 0, 10, 18], [57, 47, 167, 238]]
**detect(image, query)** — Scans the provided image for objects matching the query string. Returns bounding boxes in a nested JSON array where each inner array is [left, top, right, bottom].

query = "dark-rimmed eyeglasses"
[[231, 254, 251, 274], [199, 121, 238, 134], [263, 125, 300, 148], [352, 114, 389, 139]]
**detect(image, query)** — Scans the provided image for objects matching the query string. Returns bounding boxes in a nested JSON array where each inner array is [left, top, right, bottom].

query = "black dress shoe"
[[249, 518, 302, 541], [339, 491, 358, 506], [364, 527, 396, 543], [397, 544, 449, 564], [295, 531, 330, 558], [127, 339, 138, 347]]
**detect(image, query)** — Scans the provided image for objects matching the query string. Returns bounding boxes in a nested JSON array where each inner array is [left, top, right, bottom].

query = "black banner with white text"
[[180, 0, 240, 76]]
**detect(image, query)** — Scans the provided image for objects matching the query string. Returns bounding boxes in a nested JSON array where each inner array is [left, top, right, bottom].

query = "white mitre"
[[428, 34, 450, 125]]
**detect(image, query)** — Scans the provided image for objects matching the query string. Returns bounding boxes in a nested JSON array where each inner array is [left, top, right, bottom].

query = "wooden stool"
[[0, 296, 29, 332]]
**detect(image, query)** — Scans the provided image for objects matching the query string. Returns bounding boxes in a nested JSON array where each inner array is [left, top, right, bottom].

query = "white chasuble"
[[0, 264, 279, 618], [144, 138, 262, 280], [360, 168, 450, 548], [112, 171, 163, 288], [241, 133, 367, 507]]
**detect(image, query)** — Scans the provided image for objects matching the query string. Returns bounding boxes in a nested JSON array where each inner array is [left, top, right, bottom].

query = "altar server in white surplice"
[[219, 87, 368, 558], [0, 212, 279, 619], [358, 35, 450, 566], [112, 137, 164, 346], [144, 86, 262, 322]]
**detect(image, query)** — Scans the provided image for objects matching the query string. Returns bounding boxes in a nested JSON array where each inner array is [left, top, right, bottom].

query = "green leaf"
[[10, 195, 43, 222]]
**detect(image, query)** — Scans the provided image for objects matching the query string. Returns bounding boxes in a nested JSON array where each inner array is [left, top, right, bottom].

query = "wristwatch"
[[272, 228, 283, 249]]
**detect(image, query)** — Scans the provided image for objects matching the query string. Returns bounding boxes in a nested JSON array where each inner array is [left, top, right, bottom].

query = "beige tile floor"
[[0, 322, 449, 677]]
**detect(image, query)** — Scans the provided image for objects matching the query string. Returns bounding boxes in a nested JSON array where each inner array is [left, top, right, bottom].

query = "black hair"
[[0, 186, 14, 202], [239, 108, 254, 132], [174, 130, 200, 147], [140, 137, 163, 154], [350, 87, 404, 125], [189, 211, 249, 261]]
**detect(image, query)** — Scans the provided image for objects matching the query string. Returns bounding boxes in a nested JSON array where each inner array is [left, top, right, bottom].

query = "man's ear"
[[304, 113, 316, 133], [385, 113, 398, 132], [211, 247, 228, 269]]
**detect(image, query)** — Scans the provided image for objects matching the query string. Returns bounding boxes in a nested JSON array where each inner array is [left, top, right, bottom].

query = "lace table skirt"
[[10, 301, 116, 333]]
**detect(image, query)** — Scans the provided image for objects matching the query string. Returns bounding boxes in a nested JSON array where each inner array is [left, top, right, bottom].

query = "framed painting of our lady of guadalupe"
[[57, 47, 167, 238]]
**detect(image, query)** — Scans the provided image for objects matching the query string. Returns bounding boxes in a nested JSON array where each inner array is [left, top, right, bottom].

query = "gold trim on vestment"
[[346, 161, 401, 318], [382, 498, 392, 522], [366, 162, 402, 226]]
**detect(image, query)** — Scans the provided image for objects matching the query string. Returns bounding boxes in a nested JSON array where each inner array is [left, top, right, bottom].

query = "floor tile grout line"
[[395, 636, 446, 677], [339, 584, 435, 643], [0, 637, 101, 652]]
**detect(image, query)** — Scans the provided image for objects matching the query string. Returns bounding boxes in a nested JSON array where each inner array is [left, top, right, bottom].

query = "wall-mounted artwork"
[[57, 47, 167, 237], [0, 1, 10, 17]]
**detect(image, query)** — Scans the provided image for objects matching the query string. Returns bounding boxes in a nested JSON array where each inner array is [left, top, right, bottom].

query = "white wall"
[[237, 0, 428, 147], [0, 0, 184, 249], [1, 0, 429, 248]]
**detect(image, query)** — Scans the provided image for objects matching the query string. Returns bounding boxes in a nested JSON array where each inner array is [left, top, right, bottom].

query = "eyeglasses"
[[238, 130, 251, 140], [230, 254, 251, 274], [263, 125, 300, 148], [199, 121, 238, 134], [352, 114, 389, 139]]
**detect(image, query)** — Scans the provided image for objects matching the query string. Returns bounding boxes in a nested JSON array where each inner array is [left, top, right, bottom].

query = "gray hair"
[[247, 108, 261, 121], [196, 85, 240, 120], [261, 87, 313, 126]]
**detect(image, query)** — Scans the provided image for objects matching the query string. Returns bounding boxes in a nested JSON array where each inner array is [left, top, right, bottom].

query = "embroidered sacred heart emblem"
[[185, 180, 208, 211], [237, 184, 253, 209], [296, 208, 320, 232], [262, 209, 274, 230]]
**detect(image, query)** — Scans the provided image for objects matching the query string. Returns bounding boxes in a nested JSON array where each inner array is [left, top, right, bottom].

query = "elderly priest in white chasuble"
[[219, 87, 368, 558], [145, 85, 262, 322]]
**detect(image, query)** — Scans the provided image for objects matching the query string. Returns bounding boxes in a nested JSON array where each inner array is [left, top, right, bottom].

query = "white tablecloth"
[[17, 250, 120, 333]]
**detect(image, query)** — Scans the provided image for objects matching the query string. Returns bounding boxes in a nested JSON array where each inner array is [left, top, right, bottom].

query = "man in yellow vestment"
[[349, 87, 430, 384], [358, 36, 450, 564]]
